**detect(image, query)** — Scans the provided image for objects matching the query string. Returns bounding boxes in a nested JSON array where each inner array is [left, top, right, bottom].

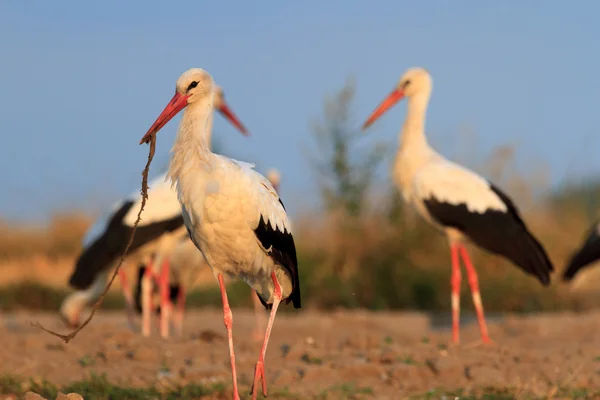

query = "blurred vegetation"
[[2, 80, 600, 315]]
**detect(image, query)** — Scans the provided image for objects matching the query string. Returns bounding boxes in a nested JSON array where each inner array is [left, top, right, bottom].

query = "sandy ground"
[[2, 309, 600, 399]]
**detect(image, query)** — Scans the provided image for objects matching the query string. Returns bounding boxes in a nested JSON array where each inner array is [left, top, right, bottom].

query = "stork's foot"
[[250, 359, 267, 400], [464, 337, 497, 348]]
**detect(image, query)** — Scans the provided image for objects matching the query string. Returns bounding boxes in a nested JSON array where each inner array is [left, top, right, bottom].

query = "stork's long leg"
[[251, 290, 267, 342], [458, 245, 491, 343], [251, 272, 282, 400], [173, 286, 186, 337], [218, 274, 241, 400], [450, 244, 462, 344], [118, 268, 136, 331], [159, 258, 172, 339], [141, 262, 155, 337]]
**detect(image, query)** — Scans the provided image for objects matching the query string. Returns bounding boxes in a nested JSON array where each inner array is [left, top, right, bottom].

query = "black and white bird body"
[[140, 68, 300, 400], [149, 169, 284, 339], [60, 172, 185, 329], [362, 67, 553, 344], [60, 86, 248, 334], [563, 221, 600, 282]]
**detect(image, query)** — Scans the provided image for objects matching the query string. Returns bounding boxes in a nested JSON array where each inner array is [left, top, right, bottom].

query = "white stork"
[[140, 68, 300, 400], [362, 67, 554, 344], [60, 86, 247, 338], [145, 168, 283, 340], [563, 221, 600, 282]]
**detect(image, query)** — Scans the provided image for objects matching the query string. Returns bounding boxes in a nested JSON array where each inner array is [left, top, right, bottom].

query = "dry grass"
[[3, 144, 600, 312]]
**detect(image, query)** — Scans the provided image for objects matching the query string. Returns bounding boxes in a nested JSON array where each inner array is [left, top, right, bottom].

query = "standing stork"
[[143, 168, 283, 339], [362, 67, 553, 344], [60, 86, 247, 337], [563, 220, 600, 282], [60, 172, 186, 332], [140, 68, 300, 400]]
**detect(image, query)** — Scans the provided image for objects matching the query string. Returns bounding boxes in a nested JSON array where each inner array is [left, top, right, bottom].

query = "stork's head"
[[266, 168, 281, 192], [140, 68, 248, 144], [362, 67, 432, 129]]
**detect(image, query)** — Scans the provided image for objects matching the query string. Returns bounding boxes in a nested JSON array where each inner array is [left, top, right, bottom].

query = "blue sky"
[[2, 1, 600, 222]]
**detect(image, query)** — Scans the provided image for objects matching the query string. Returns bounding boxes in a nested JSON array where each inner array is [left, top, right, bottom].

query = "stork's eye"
[[403, 80, 411, 88], [187, 81, 199, 91]]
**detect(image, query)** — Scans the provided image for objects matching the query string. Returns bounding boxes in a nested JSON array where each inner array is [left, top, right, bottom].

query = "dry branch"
[[33, 135, 158, 343]]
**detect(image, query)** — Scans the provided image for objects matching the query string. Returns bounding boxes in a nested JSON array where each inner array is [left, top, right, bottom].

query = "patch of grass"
[[411, 386, 600, 399], [0, 373, 228, 400], [301, 353, 324, 365], [317, 382, 374, 399], [0, 281, 125, 311], [398, 356, 417, 365], [77, 355, 95, 367]]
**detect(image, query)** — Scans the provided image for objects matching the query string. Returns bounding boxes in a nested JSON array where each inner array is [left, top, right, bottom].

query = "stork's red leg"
[[141, 262, 154, 337], [458, 245, 491, 343], [118, 267, 136, 331], [250, 272, 282, 400], [159, 258, 171, 339], [450, 244, 461, 344], [173, 286, 186, 337], [218, 274, 241, 400], [251, 290, 267, 342]]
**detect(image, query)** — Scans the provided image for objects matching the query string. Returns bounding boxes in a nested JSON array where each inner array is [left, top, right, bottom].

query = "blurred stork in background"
[[362, 67, 553, 344], [563, 220, 600, 283]]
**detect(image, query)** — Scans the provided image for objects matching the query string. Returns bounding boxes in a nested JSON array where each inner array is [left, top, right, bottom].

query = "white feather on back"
[[82, 172, 182, 248], [121, 173, 181, 226], [220, 156, 291, 235], [413, 159, 508, 214]]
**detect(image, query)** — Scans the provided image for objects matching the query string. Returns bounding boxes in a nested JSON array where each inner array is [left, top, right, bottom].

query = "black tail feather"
[[563, 223, 600, 281]]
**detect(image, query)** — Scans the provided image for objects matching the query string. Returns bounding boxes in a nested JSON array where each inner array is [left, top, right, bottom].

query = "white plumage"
[[140, 68, 300, 400], [60, 86, 248, 336], [363, 67, 553, 345], [413, 161, 509, 216], [160, 170, 284, 339]]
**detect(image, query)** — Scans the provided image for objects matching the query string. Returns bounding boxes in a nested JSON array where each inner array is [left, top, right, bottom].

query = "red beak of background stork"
[[362, 88, 405, 130], [140, 92, 248, 145]]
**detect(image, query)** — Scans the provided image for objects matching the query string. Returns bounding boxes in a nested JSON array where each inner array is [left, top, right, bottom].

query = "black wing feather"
[[253, 214, 301, 309], [68, 201, 184, 290], [563, 221, 600, 281], [422, 183, 554, 286]]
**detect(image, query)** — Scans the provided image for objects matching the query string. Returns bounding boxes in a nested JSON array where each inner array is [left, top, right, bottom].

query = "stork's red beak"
[[140, 92, 249, 145], [217, 101, 249, 136], [140, 92, 189, 144], [362, 88, 405, 130]]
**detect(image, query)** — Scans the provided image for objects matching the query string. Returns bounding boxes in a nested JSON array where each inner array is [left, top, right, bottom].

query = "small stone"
[[24, 392, 46, 400], [280, 344, 291, 358], [56, 393, 84, 400]]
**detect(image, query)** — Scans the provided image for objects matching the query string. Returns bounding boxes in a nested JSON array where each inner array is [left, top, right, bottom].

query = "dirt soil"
[[2, 309, 600, 399]]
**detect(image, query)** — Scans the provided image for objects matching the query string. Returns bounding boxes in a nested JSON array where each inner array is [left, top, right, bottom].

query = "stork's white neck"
[[400, 91, 430, 149], [168, 96, 215, 183]]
